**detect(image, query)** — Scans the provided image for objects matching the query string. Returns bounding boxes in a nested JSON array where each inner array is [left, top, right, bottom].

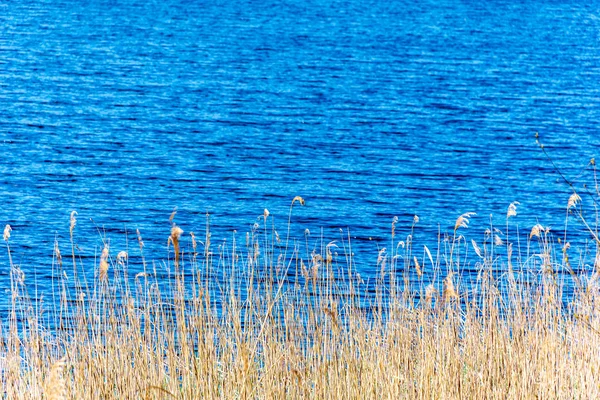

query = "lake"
[[1, 0, 600, 306]]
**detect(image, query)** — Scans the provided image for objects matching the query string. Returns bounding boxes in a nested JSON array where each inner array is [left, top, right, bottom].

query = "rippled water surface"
[[2, 0, 600, 298]]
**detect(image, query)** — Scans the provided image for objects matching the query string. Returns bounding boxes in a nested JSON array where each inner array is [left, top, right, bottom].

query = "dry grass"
[[2, 200, 600, 399]]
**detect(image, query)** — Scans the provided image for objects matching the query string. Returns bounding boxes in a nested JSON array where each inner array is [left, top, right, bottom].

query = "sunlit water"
[[1, 0, 600, 311]]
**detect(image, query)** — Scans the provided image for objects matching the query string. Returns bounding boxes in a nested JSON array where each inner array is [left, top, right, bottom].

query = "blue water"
[[1, 0, 600, 304]]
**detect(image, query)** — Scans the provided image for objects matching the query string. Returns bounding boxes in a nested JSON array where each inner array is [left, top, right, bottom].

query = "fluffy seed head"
[[190, 232, 197, 252], [101, 245, 109, 261], [117, 251, 128, 265], [54, 241, 62, 267], [507, 201, 519, 218], [171, 225, 183, 241], [99, 245, 109, 281], [170, 225, 184, 267], [136, 229, 144, 250], [530, 224, 546, 239], [454, 212, 476, 232], [3, 224, 11, 241], [69, 211, 77, 237], [99, 260, 109, 280], [567, 193, 581, 210], [494, 235, 504, 246], [135, 272, 149, 280]]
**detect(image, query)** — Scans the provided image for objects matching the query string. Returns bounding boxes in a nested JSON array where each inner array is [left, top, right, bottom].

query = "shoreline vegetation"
[[2, 191, 600, 399]]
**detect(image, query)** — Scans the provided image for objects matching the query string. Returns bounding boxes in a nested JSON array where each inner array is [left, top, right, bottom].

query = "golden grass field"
[[2, 195, 600, 399]]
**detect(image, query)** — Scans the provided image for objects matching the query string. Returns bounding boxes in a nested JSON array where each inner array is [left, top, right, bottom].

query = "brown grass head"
[[443, 272, 459, 302], [170, 225, 184, 266], [323, 306, 339, 329], [413, 256, 422, 277], [292, 196, 305, 206], [301, 260, 309, 279]]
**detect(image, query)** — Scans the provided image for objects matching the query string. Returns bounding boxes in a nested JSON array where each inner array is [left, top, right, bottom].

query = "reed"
[[2, 196, 600, 399]]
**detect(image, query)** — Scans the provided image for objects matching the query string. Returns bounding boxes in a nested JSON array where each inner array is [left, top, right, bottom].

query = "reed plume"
[[454, 212, 475, 232], [568, 192, 582, 210], [443, 271, 459, 301], [69, 211, 77, 238], [169, 225, 183, 267], [3, 224, 11, 241], [507, 201, 519, 218], [99, 245, 109, 281]]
